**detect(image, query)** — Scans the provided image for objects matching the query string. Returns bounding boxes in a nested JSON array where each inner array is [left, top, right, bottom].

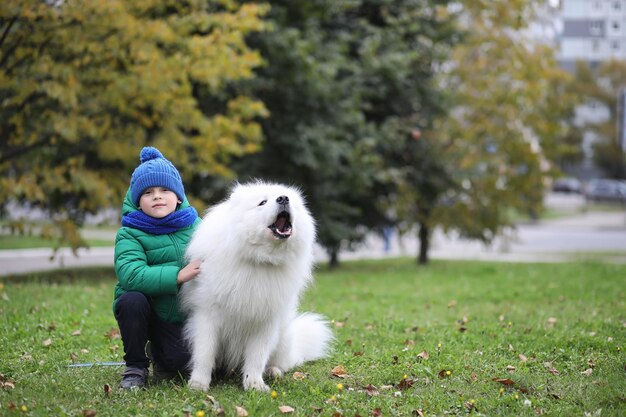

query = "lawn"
[[0, 259, 624, 416]]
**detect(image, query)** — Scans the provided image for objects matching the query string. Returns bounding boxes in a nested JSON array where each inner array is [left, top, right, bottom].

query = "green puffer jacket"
[[113, 189, 201, 323]]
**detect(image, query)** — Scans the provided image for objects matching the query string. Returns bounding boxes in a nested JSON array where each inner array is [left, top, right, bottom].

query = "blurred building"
[[555, 0, 626, 179], [557, 0, 626, 71]]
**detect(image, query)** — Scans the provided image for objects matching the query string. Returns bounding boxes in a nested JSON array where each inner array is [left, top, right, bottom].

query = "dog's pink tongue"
[[276, 217, 287, 230]]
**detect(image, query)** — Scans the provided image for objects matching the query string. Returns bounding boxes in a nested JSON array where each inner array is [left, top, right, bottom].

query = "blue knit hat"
[[130, 147, 185, 206]]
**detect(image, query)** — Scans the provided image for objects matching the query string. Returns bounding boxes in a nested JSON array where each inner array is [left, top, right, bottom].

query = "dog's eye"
[[258, 199, 267, 206]]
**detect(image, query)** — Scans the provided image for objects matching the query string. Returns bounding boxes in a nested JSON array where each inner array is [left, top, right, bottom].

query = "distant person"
[[113, 146, 202, 389]]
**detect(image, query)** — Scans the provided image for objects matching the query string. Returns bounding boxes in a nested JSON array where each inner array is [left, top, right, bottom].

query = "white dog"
[[180, 181, 333, 392]]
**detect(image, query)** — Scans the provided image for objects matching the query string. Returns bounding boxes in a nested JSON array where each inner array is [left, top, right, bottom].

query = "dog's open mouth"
[[269, 211, 292, 239]]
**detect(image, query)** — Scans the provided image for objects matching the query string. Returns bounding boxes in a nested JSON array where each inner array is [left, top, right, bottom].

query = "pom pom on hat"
[[130, 146, 185, 206], [140, 146, 164, 163]]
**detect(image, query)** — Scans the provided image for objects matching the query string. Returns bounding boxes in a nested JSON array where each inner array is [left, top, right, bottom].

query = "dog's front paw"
[[243, 375, 270, 392], [265, 366, 283, 379], [188, 374, 211, 391]]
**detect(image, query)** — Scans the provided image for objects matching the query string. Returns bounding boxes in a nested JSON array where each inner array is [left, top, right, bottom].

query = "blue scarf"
[[122, 206, 198, 235]]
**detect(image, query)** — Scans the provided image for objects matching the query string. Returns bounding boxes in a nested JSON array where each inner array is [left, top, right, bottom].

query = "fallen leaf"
[[372, 408, 382, 417], [70, 352, 78, 362], [279, 405, 295, 413], [353, 351, 364, 356], [581, 368, 593, 377], [334, 322, 345, 328], [82, 410, 96, 417], [412, 410, 425, 417], [104, 328, 120, 340], [506, 365, 516, 373], [396, 377, 415, 391], [71, 330, 82, 336], [458, 326, 467, 333], [364, 384, 379, 396], [493, 378, 515, 386], [331, 365, 348, 378], [547, 317, 557, 327], [587, 359, 596, 368], [438, 369, 451, 378], [519, 354, 528, 362], [42, 338, 52, 347], [548, 368, 560, 375], [0, 374, 15, 390], [103, 384, 111, 395], [417, 351, 429, 360], [292, 372, 306, 380], [464, 400, 476, 411], [235, 406, 248, 417], [404, 339, 415, 346], [447, 300, 457, 308]]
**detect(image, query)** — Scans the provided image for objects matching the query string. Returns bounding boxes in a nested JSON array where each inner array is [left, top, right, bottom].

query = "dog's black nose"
[[276, 195, 289, 205]]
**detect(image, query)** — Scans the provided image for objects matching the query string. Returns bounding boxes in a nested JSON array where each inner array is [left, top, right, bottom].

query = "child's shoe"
[[119, 366, 148, 389]]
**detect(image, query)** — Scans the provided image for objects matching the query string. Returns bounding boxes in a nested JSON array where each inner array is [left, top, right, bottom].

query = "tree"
[[571, 60, 626, 179], [414, 0, 582, 262], [0, 0, 268, 249], [232, 0, 459, 267]]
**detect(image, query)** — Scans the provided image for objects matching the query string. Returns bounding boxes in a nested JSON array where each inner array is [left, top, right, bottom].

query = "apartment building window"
[[612, 21, 621, 33], [592, 40, 600, 52], [590, 21, 603, 36]]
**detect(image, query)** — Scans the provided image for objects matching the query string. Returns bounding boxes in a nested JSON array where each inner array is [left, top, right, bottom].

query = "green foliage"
[[1, 260, 624, 416], [430, 0, 583, 245], [571, 60, 626, 179], [0, 0, 268, 248], [233, 0, 459, 266]]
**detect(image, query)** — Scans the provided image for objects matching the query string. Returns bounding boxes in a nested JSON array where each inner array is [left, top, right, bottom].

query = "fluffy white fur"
[[180, 181, 333, 392]]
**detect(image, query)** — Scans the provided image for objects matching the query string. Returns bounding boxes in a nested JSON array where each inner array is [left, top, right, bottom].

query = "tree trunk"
[[328, 249, 340, 269], [417, 222, 429, 265]]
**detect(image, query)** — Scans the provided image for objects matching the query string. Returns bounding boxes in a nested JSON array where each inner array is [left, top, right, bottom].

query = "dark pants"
[[114, 291, 190, 372]]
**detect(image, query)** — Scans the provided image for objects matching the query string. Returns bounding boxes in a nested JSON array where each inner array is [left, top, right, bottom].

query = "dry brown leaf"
[[404, 339, 415, 346], [82, 410, 96, 417], [42, 338, 52, 347], [364, 384, 379, 396], [279, 405, 295, 413], [547, 317, 557, 326], [372, 408, 382, 417], [548, 368, 560, 375], [519, 354, 528, 362], [0, 374, 15, 390], [493, 378, 515, 386], [417, 351, 429, 360], [235, 406, 248, 417], [292, 372, 307, 380], [581, 368, 593, 377], [353, 351, 364, 357], [331, 365, 348, 378], [103, 384, 112, 395], [506, 365, 516, 373], [104, 328, 120, 340], [397, 377, 416, 391]]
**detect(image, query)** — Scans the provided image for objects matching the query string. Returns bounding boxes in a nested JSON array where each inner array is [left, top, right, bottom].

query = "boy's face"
[[138, 187, 180, 218]]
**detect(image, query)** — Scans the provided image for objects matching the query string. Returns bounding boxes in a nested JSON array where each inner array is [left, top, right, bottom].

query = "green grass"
[[0, 235, 114, 250], [1, 260, 624, 416]]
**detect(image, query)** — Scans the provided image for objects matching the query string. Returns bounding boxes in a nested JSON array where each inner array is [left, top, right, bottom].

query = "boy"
[[113, 146, 202, 389]]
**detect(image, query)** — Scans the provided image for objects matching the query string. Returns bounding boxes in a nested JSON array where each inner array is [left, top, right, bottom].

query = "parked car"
[[552, 177, 582, 193], [584, 179, 626, 203]]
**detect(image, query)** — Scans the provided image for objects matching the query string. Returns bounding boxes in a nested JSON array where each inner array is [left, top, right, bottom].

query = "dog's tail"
[[271, 313, 333, 371]]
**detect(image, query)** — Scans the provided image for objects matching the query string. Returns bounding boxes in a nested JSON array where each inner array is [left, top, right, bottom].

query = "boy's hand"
[[177, 259, 202, 284]]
